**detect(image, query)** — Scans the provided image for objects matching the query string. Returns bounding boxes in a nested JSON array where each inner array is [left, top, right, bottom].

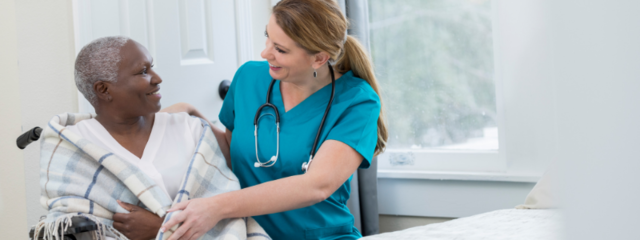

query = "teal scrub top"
[[219, 61, 381, 240]]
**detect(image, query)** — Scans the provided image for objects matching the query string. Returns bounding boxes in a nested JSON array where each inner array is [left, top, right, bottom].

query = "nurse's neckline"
[[277, 71, 349, 113]]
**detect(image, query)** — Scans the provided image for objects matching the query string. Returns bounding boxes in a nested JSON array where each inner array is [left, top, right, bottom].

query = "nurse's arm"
[[225, 129, 232, 170], [216, 139, 364, 213], [162, 140, 362, 239]]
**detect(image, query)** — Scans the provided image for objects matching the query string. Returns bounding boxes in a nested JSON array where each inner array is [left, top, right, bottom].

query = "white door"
[[74, 0, 238, 122]]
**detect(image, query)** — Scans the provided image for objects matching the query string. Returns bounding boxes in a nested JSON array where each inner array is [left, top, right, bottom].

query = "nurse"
[[162, 0, 387, 239]]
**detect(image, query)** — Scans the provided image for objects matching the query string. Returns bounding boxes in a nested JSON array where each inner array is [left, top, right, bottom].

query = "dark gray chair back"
[[347, 156, 379, 236]]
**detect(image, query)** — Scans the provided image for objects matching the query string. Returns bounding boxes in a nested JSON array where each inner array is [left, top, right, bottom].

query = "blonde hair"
[[273, 0, 388, 156]]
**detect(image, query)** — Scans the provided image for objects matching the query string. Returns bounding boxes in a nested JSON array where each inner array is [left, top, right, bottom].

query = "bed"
[[362, 209, 561, 240], [364, 168, 561, 239]]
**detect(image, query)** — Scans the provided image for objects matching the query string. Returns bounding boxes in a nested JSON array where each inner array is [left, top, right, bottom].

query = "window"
[[369, 0, 505, 172]]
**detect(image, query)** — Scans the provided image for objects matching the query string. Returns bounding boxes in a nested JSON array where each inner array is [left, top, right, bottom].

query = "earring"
[[313, 69, 317, 78]]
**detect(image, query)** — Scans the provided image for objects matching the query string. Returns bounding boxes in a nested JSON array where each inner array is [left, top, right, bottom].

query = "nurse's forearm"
[[211, 174, 325, 219], [195, 115, 231, 163], [211, 140, 364, 220], [210, 124, 231, 163], [224, 129, 232, 170], [162, 141, 362, 238]]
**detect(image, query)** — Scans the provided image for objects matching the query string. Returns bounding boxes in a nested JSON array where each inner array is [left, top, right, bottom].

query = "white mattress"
[[363, 209, 562, 240]]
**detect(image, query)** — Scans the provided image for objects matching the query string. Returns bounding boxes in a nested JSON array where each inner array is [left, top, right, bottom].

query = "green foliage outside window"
[[369, 0, 497, 149]]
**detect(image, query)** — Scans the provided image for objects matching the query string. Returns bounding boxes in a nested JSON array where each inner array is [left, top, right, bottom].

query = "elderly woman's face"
[[109, 40, 162, 116]]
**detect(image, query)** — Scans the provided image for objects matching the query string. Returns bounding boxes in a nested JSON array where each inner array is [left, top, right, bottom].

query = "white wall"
[[250, 0, 271, 61], [496, 0, 556, 174], [0, 0, 78, 231], [549, 1, 640, 239], [0, 0, 28, 238]]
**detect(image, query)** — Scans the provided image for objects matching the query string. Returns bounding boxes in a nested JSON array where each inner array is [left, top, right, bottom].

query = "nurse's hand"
[[113, 200, 164, 240], [161, 198, 223, 240], [161, 102, 194, 114]]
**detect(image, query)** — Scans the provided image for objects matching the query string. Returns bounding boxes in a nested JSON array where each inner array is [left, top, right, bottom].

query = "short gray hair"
[[74, 36, 130, 105]]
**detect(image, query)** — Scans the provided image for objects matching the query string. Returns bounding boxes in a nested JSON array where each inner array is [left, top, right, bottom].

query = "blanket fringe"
[[33, 213, 128, 240]]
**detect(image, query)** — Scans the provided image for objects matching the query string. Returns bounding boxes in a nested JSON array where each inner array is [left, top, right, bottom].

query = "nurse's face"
[[261, 15, 316, 83]]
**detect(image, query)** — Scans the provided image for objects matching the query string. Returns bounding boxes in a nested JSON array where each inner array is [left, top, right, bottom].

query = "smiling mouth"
[[269, 63, 282, 68], [147, 89, 160, 96]]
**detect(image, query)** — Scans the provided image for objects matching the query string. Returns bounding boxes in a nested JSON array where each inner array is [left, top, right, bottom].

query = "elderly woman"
[[35, 36, 266, 240]]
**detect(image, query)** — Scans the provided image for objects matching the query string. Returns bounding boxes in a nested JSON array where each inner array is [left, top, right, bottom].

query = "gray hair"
[[74, 36, 130, 105]]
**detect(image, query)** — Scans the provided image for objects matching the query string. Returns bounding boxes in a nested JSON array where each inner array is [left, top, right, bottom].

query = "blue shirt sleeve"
[[326, 87, 381, 169], [218, 64, 244, 131]]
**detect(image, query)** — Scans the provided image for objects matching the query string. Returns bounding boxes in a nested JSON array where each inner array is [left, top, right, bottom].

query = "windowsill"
[[377, 169, 542, 183], [376, 170, 539, 218]]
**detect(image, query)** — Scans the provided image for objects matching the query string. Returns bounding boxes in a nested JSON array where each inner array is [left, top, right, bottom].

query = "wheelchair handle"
[[17, 126, 42, 149]]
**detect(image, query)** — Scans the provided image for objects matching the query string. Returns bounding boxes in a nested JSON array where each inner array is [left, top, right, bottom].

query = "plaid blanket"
[[36, 113, 270, 240]]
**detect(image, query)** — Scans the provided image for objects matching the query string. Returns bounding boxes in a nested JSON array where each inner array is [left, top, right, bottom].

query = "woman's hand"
[[160, 102, 195, 115], [113, 200, 164, 240], [161, 198, 223, 240]]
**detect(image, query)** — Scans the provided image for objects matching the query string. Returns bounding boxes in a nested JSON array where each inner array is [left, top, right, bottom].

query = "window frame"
[[374, 0, 508, 174]]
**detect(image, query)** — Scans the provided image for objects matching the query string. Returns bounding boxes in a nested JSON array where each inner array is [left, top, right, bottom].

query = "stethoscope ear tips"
[[254, 162, 261, 168], [270, 156, 277, 161]]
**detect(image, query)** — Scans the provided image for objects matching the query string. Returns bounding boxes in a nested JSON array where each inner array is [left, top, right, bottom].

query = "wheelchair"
[[18, 127, 99, 240]]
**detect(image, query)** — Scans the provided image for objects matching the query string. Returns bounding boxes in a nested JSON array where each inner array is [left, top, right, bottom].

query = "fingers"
[[160, 102, 190, 114], [187, 231, 202, 240], [182, 228, 196, 240], [161, 210, 185, 234], [112, 213, 126, 223], [167, 200, 190, 212], [189, 233, 202, 240], [117, 200, 136, 212], [112, 221, 124, 231], [167, 218, 193, 240]]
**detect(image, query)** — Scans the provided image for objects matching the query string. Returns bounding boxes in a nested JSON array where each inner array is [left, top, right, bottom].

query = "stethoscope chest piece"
[[301, 156, 313, 172]]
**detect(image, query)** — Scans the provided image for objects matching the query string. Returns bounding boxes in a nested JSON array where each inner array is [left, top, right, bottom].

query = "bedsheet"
[[362, 209, 562, 240]]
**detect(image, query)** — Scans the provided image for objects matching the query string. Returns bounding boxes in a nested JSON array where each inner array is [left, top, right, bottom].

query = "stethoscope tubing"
[[253, 62, 336, 172], [309, 63, 336, 159], [254, 121, 279, 167]]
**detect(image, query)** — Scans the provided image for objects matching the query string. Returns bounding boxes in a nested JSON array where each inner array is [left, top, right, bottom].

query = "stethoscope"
[[253, 62, 336, 173]]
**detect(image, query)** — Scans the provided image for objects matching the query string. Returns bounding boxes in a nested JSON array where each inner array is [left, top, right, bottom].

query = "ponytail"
[[336, 36, 388, 156], [274, 0, 388, 156]]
